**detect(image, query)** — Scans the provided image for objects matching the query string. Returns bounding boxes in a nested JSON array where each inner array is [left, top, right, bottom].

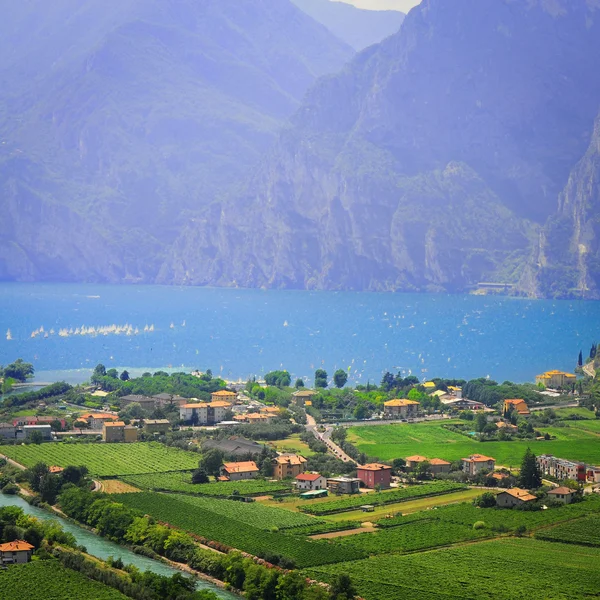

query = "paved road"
[[305, 414, 356, 464]]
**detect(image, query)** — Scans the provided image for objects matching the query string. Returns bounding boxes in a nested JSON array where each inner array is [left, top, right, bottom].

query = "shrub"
[[473, 521, 487, 530]]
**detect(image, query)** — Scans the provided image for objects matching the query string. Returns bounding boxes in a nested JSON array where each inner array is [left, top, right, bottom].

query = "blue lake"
[[0, 283, 597, 385]]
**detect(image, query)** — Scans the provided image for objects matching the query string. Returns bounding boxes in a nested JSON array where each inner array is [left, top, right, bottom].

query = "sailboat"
[[181, 320, 186, 327], [170, 322, 175, 329], [6, 329, 12, 341]]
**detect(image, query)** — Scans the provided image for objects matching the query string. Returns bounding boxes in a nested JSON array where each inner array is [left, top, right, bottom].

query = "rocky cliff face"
[[160, 0, 600, 293]]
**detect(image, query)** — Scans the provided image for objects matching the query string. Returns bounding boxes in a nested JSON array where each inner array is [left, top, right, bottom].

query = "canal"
[[0, 493, 238, 598]]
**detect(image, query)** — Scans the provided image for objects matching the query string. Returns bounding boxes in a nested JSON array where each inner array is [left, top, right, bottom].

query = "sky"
[[333, 0, 421, 12]]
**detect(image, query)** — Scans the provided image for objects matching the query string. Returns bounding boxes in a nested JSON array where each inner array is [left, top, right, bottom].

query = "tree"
[[414, 461, 432, 480], [475, 412, 487, 433], [2, 359, 34, 382], [276, 571, 307, 600], [315, 369, 328, 388], [333, 369, 348, 389], [295, 378, 305, 388], [474, 492, 497, 508], [191, 468, 209, 484], [28, 463, 50, 492], [329, 573, 357, 600], [61, 465, 89, 485], [29, 431, 44, 445], [265, 370, 291, 388], [331, 426, 347, 445], [519, 448, 542, 489], [106, 368, 118, 379], [120, 370, 130, 381], [380, 372, 395, 392], [578, 350, 583, 367], [93, 364, 106, 378], [199, 449, 224, 478]]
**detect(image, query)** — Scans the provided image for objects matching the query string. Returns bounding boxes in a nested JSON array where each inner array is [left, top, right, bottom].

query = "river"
[[0, 493, 238, 598]]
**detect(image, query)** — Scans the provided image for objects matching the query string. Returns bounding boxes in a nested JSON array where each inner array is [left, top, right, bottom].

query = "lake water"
[[0, 283, 597, 385], [0, 494, 238, 598]]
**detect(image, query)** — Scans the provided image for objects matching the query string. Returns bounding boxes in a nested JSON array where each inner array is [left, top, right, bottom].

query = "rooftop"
[[274, 453, 307, 465], [463, 454, 495, 463], [548, 487, 576, 495], [222, 461, 259, 473], [406, 455, 428, 462], [212, 390, 236, 396], [0, 540, 34, 552], [429, 458, 451, 465], [358, 463, 392, 471], [384, 399, 420, 407], [104, 421, 126, 427], [296, 473, 323, 481], [501, 488, 536, 501]]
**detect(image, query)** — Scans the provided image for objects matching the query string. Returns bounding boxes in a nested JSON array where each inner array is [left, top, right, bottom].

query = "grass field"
[[101, 479, 141, 494], [304, 538, 600, 600], [120, 472, 291, 497], [0, 442, 199, 476], [0, 560, 128, 599], [269, 434, 316, 456], [348, 420, 600, 465]]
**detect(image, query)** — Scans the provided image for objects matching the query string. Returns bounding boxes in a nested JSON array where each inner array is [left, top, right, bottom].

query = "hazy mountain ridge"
[[0, 0, 353, 282], [160, 0, 600, 295], [291, 0, 405, 50]]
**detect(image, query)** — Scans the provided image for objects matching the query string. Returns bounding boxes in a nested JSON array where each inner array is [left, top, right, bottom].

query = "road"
[[305, 414, 356, 464], [583, 363, 596, 378]]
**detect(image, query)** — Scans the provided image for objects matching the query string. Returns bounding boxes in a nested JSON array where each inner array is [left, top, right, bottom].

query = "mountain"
[[291, 0, 405, 50], [0, 0, 353, 282], [160, 0, 600, 293], [527, 110, 600, 299]]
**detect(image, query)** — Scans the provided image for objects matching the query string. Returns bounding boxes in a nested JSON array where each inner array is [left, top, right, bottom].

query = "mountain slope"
[[160, 0, 600, 292], [0, 0, 353, 282], [291, 0, 404, 50]]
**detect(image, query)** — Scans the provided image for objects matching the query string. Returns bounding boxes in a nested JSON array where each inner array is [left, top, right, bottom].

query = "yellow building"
[[383, 399, 420, 419], [102, 422, 137, 443], [503, 399, 530, 416], [272, 454, 307, 480], [211, 390, 237, 404], [535, 370, 576, 389], [422, 382, 436, 390]]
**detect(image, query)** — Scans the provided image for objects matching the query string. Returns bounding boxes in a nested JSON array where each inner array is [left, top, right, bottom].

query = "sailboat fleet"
[[23, 323, 157, 339]]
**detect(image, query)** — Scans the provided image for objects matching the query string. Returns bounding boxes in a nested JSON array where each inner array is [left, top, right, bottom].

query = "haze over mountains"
[[2, 0, 600, 298]]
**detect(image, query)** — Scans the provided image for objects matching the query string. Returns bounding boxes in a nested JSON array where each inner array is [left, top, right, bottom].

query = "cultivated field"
[[347, 420, 600, 465], [0, 442, 199, 476], [120, 472, 290, 496], [304, 538, 600, 600], [536, 514, 600, 547], [0, 560, 128, 599]]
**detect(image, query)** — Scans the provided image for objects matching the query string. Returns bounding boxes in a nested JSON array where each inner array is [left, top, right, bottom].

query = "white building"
[[295, 473, 327, 491], [179, 401, 231, 425]]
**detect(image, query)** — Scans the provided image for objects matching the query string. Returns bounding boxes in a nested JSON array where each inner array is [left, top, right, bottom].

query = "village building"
[[102, 421, 137, 443], [0, 423, 17, 440], [203, 437, 265, 457], [49, 465, 64, 474], [536, 455, 587, 482], [462, 454, 496, 476], [179, 401, 232, 425], [441, 398, 485, 411], [120, 394, 157, 411], [383, 399, 420, 419], [272, 454, 308, 480], [428, 458, 452, 475], [143, 419, 170, 434], [295, 473, 327, 491], [327, 477, 361, 495], [496, 488, 537, 508], [245, 413, 272, 424], [152, 393, 188, 407], [12, 416, 66, 429], [220, 461, 259, 481], [77, 413, 119, 430], [21, 424, 52, 440], [357, 463, 392, 489], [587, 467, 600, 483], [422, 382, 436, 390], [0, 540, 34, 564], [447, 386, 462, 398], [503, 399, 530, 416], [535, 370, 577, 389], [260, 406, 281, 416], [292, 390, 318, 406], [547, 487, 577, 504], [405, 455, 428, 469], [211, 390, 237, 404]]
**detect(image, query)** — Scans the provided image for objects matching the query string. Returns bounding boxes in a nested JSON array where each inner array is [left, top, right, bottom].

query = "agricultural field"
[[304, 538, 600, 600], [120, 472, 290, 496], [333, 519, 490, 554], [347, 421, 600, 465], [0, 560, 128, 599], [269, 433, 316, 456], [298, 482, 467, 515], [536, 514, 600, 547], [114, 492, 365, 568], [0, 442, 199, 476]]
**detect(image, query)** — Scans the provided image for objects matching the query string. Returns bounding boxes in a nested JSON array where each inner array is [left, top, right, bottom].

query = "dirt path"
[[311, 524, 376, 539], [0, 454, 27, 471]]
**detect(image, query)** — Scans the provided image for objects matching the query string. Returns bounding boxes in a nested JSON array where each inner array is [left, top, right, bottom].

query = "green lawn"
[[348, 421, 600, 466], [0, 560, 128, 599], [304, 538, 600, 600], [0, 441, 199, 477]]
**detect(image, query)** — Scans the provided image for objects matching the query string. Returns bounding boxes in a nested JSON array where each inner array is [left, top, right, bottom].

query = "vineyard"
[[114, 492, 365, 567], [0, 442, 199, 476], [298, 482, 467, 515], [334, 519, 490, 554], [536, 514, 600, 547], [304, 538, 600, 600], [0, 560, 128, 599], [120, 472, 290, 496]]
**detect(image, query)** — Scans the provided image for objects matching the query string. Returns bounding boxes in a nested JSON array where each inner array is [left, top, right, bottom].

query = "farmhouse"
[[535, 370, 577, 389], [383, 399, 420, 419], [462, 454, 496, 476], [221, 461, 260, 481], [327, 477, 361, 495], [273, 454, 307, 479], [295, 473, 327, 491], [496, 488, 537, 508], [547, 487, 577, 504], [503, 399, 530, 416], [429, 458, 452, 475], [357, 463, 392, 489], [0, 540, 34, 564], [405, 455, 428, 469]]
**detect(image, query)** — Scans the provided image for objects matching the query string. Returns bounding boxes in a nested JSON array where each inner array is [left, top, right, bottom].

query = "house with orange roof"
[[405, 455, 428, 469], [503, 399, 530, 416], [496, 487, 537, 508], [383, 399, 420, 419], [49, 465, 64, 474], [272, 454, 307, 479], [102, 421, 137, 443], [357, 463, 392, 489], [428, 458, 452, 475], [78, 413, 119, 430], [0, 540, 34, 564], [462, 454, 496, 476], [547, 486, 577, 504], [535, 370, 576, 389], [295, 472, 327, 491], [179, 401, 232, 425], [220, 461, 260, 481]]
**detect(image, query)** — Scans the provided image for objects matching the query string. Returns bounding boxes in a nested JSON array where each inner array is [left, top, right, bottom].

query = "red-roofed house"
[[295, 473, 327, 491], [220, 461, 260, 481], [428, 458, 452, 475], [357, 463, 392, 489], [496, 488, 537, 508], [0, 540, 34, 564], [405, 455, 428, 469], [547, 487, 577, 504], [462, 454, 496, 476]]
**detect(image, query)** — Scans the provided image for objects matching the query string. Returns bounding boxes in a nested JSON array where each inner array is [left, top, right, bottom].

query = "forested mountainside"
[[160, 0, 600, 297], [0, 0, 352, 282], [291, 0, 405, 50]]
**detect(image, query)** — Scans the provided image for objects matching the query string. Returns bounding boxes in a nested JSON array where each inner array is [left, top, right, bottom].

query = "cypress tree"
[[519, 447, 542, 489], [578, 350, 583, 367]]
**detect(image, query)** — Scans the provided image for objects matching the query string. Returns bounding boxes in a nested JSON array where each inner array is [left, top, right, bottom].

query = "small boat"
[[6, 329, 12, 341], [283, 320, 288, 327], [170, 322, 175, 329], [181, 320, 186, 327]]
